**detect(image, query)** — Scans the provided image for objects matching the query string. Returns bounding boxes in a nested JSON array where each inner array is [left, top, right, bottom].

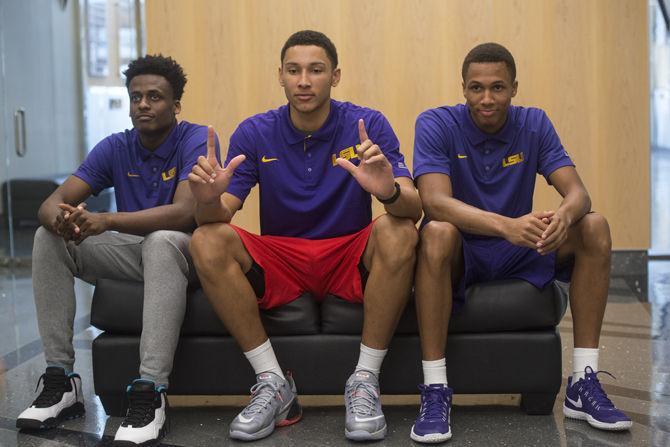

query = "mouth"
[[478, 109, 497, 118], [294, 93, 315, 102], [135, 114, 154, 121]]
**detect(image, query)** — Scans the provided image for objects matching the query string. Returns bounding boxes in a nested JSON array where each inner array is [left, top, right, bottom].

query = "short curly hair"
[[281, 30, 338, 69], [462, 43, 516, 83], [123, 54, 187, 100]]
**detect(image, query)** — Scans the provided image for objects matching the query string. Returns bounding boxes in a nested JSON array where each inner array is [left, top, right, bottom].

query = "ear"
[[278, 66, 285, 87], [511, 80, 518, 98], [174, 100, 181, 115], [331, 67, 341, 87]]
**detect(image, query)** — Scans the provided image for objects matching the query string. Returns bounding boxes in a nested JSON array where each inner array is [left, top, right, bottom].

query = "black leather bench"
[[90, 278, 568, 417]]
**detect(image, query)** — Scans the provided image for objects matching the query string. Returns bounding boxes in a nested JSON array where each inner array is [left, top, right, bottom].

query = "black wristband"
[[377, 181, 401, 205]]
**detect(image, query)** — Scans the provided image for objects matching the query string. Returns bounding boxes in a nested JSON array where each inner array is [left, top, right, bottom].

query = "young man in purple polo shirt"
[[410, 42, 632, 443], [188, 30, 422, 442], [17, 55, 213, 445]]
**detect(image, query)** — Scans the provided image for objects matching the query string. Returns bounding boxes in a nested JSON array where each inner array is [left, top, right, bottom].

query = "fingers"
[[364, 153, 387, 165], [538, 231, 566, 254], [533, 210, 555, 220], [191, 163, 214, 184], [335, 157, 357, 176], [358, 119, 369, 145], [222, 154, 246, 177], [193, 155, 215, 180], [206, 126, 217, 162]]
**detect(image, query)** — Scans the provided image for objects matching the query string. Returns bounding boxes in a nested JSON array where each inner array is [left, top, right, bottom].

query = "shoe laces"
[[122, 386, 160, 427], [346, 381, 378, 416], [579, 367, 617, 411], [33, 371, 73, 407], [242, 380, 281, 417], [418, 385, 450, 422]]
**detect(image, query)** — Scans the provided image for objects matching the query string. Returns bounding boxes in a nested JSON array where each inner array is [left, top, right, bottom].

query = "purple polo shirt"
[[225, 99, 411, 239], [74, 121, 211, 212], [413, 104, 574, 238]]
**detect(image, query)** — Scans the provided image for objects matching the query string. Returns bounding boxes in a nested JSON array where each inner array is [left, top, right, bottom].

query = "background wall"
[[147, 0, 649, 249]]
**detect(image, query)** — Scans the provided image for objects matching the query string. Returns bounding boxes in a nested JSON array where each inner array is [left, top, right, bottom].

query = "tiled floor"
[[0, 262, 668, 446]]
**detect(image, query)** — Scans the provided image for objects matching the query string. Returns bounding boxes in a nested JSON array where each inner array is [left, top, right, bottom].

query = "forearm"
[[195, 195, 235, 226], [556, 187, 591, 227], [382, 186, 422, 223], [37, 199, 62, 232], [107, 203, 197, 235], [424, 194, 508, 238]]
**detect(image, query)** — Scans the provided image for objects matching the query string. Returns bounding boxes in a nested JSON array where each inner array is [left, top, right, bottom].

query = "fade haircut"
[[123, 54, 187, 100], [462, 43, 516, 83], [281, 30, 338, 69]]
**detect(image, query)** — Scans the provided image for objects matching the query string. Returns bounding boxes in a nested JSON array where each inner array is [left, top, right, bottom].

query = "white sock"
[[355, 343, 388, 376], [243, 339, 285, 380], [422, 358, 448, 385], [572, 348, 599, 381]]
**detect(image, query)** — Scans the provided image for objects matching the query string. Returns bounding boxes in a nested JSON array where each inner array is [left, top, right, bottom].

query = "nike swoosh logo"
[[354, 415, 385, 422], [237, 414, 254, 423], [566, 395, 582, 408], [457, 154, 468, 159], [261, 155, 278, 163], [127, 172, 140, 177]]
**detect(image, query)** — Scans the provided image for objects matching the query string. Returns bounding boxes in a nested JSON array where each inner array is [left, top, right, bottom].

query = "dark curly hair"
[[281, 30, 338, 69], [462, 43, 516, 83], [123, 54, 187, 100]]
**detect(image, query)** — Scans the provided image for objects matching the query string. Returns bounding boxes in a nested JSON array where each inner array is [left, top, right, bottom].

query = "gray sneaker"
[[344, 370, 387, 441], [229, 371, 302, 441]]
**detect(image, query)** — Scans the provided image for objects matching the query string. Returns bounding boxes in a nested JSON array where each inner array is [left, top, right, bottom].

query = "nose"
[[481, 89, 495, 105], [138, 96, 150, 110], [298, 70, 310, 88]]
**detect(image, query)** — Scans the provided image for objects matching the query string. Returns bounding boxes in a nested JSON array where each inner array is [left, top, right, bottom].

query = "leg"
[[32, 227, 143, 371], [190, 223, 262, 351], [411, 221, 462, 443], [21, 228, 142, 430], [138, 230, 195, 387], [360, 214, 419, 349], [415, 221, 464, 361], [190, 224, 300, 441], [558, 213, 631, 430], [556, 213, 611, 349], [345, 215, 418, 442]]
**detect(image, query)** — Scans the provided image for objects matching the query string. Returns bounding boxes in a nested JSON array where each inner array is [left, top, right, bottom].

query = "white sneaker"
[[16, 366, 85, 430], [113, 380, 169, 446]]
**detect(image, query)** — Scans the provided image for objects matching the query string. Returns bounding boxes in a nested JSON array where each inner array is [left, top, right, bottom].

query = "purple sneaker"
[[410, 384, 452, 443], [563, 367, 632, 431]]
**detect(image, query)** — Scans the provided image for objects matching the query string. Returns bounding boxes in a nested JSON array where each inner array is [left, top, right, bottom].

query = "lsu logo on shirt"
[[331, 144, 361, 166], [162, 167, 176, 181], [502, 152, 524, 168]]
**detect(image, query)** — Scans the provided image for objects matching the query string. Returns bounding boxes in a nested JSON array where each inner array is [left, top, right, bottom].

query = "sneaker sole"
[[16, 402, 85, 430], [410, 424, 452, 443], [563, 404, 632, 431], [345, 424, 387, 441], [113, 415, 169, 446], [229, 397, 302, 441]]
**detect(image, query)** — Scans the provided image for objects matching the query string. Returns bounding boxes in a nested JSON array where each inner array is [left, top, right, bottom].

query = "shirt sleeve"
[[368, 112, 412, 179], [178, 125, 217, 182], [224, 123, 259, 204], [72, 137, 114, 195], [412, 110, 452, 180], [537, 111, 575, 183]]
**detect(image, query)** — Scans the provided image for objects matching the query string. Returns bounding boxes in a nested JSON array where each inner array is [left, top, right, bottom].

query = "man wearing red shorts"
[[188, 30, 422, 442]]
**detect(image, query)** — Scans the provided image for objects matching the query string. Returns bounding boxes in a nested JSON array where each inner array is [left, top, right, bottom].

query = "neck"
[[139, 120, 177, 150], [289, 100, 331, 133]]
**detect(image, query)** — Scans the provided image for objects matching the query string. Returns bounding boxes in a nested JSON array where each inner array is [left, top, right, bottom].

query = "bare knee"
[[419, 220, 461, 266], [575, 213, 611, 257], [371, 215, 419, 266], [190, 223, 240, 270]]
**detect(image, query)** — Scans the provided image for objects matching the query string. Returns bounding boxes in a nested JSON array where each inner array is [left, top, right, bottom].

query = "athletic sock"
[[572, 347, 599, 381], [422, 358, 448, 385], [244, 339, 285, 380], [355, 343, 388, 377]]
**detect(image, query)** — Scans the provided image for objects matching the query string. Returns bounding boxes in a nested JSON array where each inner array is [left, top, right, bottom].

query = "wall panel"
[[147, 0, 649, 248]]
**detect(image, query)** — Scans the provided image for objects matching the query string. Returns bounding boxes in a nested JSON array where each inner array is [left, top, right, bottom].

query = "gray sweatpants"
[[32, 227, 195, 387]]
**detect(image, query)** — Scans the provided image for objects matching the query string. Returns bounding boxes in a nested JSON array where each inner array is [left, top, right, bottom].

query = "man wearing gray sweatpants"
[[16, 55, 214, 446]]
